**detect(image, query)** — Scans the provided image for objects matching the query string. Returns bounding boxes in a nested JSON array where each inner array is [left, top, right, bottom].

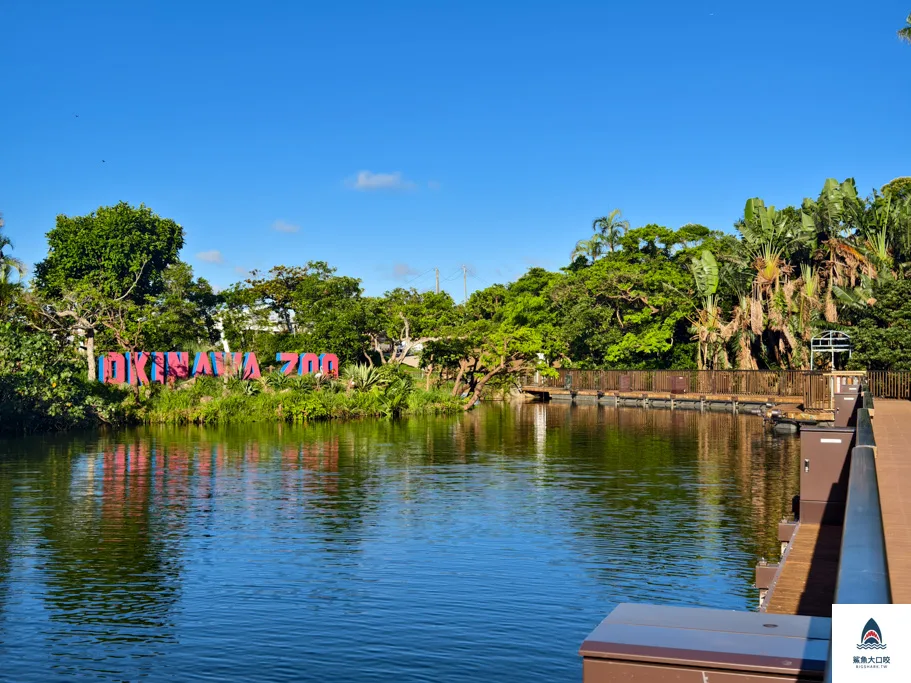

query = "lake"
[[0, 403, 799, 682]]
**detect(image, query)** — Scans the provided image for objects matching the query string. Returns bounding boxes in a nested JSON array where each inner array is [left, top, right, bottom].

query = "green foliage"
[[691, 250, 719, 297], [847, 278, 911, 371], [343, 363, 383, 390], [8, 172, 911, 436], [34, 202, 183, 302], [139, 379, 461, 425], [241, 262, 368, 363], [0, 215, 25, 317], [140, 262, 221, 350], [0, 323, 128, 434], [550, 233, 697, 368], [899, 12, 911, 44]]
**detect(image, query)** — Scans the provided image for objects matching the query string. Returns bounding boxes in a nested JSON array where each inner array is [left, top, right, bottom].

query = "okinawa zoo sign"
[[96, 352, 339, 385]]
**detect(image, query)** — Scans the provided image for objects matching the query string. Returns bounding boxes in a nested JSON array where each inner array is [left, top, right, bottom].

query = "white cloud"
[[197, 250, 224, 264], [272, 219, 300, 233], [393, 263, 421, 280], [347, 170, 416, 191]]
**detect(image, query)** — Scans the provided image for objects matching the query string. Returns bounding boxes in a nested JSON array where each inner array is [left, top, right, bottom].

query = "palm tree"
[[570, 236, 603, 263], [0, 215, 25, 312], [900, 12, 911, 44], [591, 209, 629, 253]]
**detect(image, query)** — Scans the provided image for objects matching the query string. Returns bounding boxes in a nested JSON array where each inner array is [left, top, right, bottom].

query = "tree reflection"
[[0, 404, 802, 678], [35, 438, 182, 644]]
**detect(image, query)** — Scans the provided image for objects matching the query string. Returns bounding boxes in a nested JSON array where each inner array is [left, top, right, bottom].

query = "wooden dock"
[[765, 523, 842, 617], [872, 400, 911, 603], [522, 387, 804, 407]]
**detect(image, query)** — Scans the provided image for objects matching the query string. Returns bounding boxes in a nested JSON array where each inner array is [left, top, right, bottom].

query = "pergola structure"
[[810, 330, 852, 370]]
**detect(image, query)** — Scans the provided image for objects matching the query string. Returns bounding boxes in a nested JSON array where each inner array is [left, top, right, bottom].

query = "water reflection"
[[0, 404, 798, 682]]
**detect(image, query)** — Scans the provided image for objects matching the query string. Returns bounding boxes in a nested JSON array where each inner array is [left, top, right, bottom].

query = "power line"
[[441, 267, 463, 282], [468, 271, 492, 288], [404, 267, 435, 286]]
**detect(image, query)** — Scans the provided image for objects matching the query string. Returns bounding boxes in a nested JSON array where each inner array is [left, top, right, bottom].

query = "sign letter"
[[299, 353, 320, 375], [150, 353, 167, 384], [277, 353, 299, 375], [242, 353, 261, 379], [192, 352, 214, 377], [104, 352, 127, 384], [319, 353, 339, 377], [166, 352, 189, 382]]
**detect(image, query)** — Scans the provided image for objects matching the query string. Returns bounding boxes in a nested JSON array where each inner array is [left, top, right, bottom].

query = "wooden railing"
[[866, 371, 911, 400], [525, 369, 911, 407], [534, 369, 810, 395], [525, 369, 841, 410]]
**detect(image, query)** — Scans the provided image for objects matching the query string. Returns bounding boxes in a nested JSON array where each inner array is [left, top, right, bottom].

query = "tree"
[[570, 236, 603, 264], [242, 261, 369, 363], [140, 262, 221, 350], [592, 209, 629, 253], [900, 12, 911, 44], [551, 226, 698, 368], [0, 322, 96, 433], [571, 209, 629, 263], [33, 203, 184, 378], [364, 288, 457, 365], [426, 320, 543, 408], [848, 278, 911, 371], [0, 214, 26, 317]]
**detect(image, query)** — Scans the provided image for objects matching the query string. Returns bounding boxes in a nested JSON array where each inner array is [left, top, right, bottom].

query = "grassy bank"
[[0, 327, 464, 435], [138, 373, 464, 425]]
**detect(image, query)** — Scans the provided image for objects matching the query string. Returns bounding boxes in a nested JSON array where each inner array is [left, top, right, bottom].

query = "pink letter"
[[319, 353, 339, 377], [299, 353, 320, 375], [243, 353, 261, 379], [104, 353, 127, 384], [212, 352, 245, 377], [129, 352, 149, 385], [192, 352, 214, 377], [277, 353, 299, 375], [150, 353, 167, 384], [166, 352, 189, 382]]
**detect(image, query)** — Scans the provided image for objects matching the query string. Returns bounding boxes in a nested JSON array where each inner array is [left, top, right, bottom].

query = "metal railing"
[[823, 393, 890, 682]]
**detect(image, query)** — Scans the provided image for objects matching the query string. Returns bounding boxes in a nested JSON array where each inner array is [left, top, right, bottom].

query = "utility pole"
[[435, 268, 440, 295], [462, 264, 468, 303]]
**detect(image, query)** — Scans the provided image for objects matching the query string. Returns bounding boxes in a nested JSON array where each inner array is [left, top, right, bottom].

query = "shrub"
[[0, 323, 128, 434]]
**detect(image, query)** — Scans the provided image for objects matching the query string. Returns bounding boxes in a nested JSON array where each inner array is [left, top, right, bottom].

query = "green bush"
[[0, 323, 130, 434], [139, 380, 464, 425]]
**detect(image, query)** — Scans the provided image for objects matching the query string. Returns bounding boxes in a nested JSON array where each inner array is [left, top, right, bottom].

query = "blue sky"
[[1, 1, 909, 298]]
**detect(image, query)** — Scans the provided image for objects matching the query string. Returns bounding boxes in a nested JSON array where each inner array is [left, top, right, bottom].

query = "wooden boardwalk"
[[765, 523, 842, 617], [872, 400, 911, 603]]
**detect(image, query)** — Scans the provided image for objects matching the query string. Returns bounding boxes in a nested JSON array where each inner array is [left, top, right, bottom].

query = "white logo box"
[[832, 604, 911, 682]]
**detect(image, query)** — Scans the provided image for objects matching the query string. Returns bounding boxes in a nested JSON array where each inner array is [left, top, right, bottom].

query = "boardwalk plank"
[[766, 523, 841, 618], [872, 400, 911, 604]]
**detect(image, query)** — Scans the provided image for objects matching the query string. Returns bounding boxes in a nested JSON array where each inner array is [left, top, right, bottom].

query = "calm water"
[[0, 403, 799, 682]]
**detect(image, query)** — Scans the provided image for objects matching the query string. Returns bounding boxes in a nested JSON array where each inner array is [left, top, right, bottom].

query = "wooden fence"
[[867, 371, 911, 400], [524, 369, 907, 409]]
